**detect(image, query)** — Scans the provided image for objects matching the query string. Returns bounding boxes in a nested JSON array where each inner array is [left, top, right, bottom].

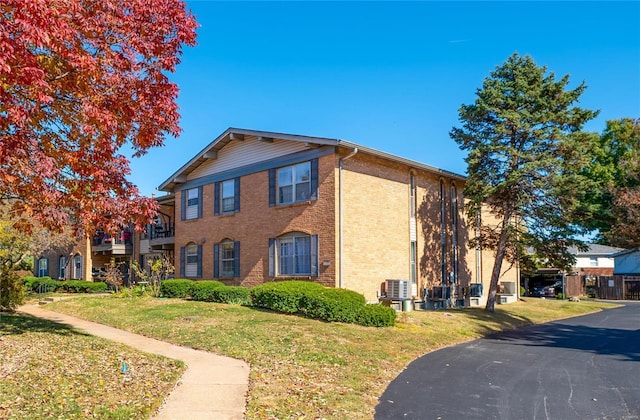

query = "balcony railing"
[[146, 225, 175, 250], [92, 231, 133, 255]]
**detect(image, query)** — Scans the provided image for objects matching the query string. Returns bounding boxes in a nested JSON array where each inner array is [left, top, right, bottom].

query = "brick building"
[[154, 128, 515, 304]]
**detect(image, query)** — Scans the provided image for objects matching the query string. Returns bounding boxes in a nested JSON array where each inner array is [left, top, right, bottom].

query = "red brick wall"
[[175, 153, 336, 287]]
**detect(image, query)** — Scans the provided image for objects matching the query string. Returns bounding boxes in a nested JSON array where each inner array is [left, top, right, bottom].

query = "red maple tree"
[[0, 0, 197, 234]]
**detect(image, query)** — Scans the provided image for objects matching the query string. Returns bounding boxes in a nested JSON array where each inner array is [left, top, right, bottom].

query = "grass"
[[0, 311, 185, 420], [36, 295, 618, 419]]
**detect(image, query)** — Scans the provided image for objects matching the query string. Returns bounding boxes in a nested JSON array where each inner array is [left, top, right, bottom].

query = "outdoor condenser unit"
[[386, 279, 411, 300]]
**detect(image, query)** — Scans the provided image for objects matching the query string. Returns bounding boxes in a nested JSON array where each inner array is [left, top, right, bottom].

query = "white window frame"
[[38, 258, 48, 277], [221, 179, 235, 214], [589, 257, 598, 267], [185, 188, 200, 220], [277, 234, 312, 276], [277, 161, 311, 205], [185, 244, 199, 277], [220, 241, 235, 277], [58, 256, 67, 280], [73, 255, 83, 280]]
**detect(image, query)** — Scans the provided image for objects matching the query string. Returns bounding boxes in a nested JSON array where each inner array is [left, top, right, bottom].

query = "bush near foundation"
[[159, 279, 195, 298], [301, 288, 366, 323], [250, 280, 396, 327], [23, 276, 60, 293], [250, 281, 325, 314], [191, 280, 251, 305], [356, 304, 397, 327], [59, 280, 108, 293]]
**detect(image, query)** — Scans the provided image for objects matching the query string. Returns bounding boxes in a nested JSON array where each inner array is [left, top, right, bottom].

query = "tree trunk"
[[485, 211, 512, 312]]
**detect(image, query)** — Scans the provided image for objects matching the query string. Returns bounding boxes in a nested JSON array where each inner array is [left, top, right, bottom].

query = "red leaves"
[[0, 0, 197, 233]]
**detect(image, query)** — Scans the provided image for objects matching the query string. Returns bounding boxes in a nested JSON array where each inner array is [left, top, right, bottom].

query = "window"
[[269, 233, 318, 276], [589, 257, 598, 267], [450, 183, 458, 283], [410, 241, 417, 286], [37, 258, 48, 277], [410, 174, 416, 218], [73, 255, 83, 280], [269, 159, 318, 206], [214, 178, 240, 215], [182, 187, 202, 220], [58, 256, 67, 280], [180, 243, 202, 278], [439, 179, 446, 284], [214, 240, 240, 277]]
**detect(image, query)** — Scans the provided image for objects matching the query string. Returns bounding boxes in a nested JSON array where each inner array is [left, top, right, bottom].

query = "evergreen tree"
[[450, 53, 598, 312]]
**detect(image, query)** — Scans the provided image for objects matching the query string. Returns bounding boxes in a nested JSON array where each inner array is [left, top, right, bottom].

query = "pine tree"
[[450, 53, 598, 312]]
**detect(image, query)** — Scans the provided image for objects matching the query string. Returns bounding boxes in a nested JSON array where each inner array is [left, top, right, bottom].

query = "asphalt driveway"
[[375, 302, 640, 420]]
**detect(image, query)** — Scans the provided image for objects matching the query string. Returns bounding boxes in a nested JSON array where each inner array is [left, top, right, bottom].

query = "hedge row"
[[250, 280, 396, 327], [22, 276, 107, 293], [160, 279, 250, 305]]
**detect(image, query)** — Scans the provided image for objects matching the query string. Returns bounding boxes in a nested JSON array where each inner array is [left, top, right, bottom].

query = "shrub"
[[160, 279, 194, 298], [249, 281, 394, 326], [209, 285, 250, 305], [189, 281, 225, 301], [1, 271, 25, 311], [250, 281, 324, 314], [556, 293, 564, 300], [27, 277, 60, 293], [301, 288, 366, 323], [22, 275, 40, 291], [356, 304, 397, 327], [59, 280, 108, 293]]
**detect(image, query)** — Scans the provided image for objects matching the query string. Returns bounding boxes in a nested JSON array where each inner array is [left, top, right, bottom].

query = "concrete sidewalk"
[[18, 304, 250, 420]]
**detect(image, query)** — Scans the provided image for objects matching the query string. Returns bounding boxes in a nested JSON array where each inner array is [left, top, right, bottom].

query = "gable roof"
[[567, 243, 626, 257], [157, 127, 466, 192], [610, 246, 640, 258]]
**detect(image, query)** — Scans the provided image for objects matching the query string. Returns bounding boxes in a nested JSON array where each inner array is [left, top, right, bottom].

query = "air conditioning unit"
[[386, 279, 410, 300]]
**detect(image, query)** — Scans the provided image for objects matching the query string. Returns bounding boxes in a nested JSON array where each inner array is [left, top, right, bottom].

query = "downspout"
[[338, 147, 358, 289]]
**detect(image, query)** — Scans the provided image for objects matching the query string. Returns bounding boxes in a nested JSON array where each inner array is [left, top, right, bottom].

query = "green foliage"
[[0, 271, 25, 311], [114, 285, 150, 298], [573, 117, 640, 244], [250, 281, 395, 326], [189, 280, 225, 301], [25, 276, 60, 293], [250, 281, 325, 314], [159, 279, 194, 298], [556, 293, 565, 300], [301, 288, 366, 323], [190, 282, 249, 305], [450, 53, 598, 311], [520, 286, 526, 296], [356, 304, 397, 327], [58, 281, 107, 293], [209, 285, 250, 305]]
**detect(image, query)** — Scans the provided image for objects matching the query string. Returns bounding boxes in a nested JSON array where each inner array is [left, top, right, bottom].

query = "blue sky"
[[128, 1, 640, 197]]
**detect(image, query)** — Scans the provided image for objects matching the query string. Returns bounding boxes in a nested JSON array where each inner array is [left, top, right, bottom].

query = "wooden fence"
[[596, 275, 640, 300]]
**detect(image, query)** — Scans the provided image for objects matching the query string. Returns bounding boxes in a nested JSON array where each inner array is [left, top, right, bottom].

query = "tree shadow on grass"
[[0, 312, 90, 337]]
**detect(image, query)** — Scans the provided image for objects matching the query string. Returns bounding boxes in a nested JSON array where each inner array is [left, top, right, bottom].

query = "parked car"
[[541, 285, 557, 297]]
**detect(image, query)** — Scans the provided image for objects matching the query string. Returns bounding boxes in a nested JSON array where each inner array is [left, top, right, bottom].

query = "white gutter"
[[338, 147, 358, 289]]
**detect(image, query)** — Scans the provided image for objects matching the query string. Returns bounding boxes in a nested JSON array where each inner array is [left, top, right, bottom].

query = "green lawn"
[[0, 311, 184, 419], [38, 296, 617, 419]]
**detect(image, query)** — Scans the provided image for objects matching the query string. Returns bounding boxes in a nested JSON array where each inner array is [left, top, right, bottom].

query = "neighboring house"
[[34, 237, 92, 281], [568, 243, 625, 277], [155, 127, 515, 304], [612, 247, 640, 275], [35, 226, 136, 284]]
